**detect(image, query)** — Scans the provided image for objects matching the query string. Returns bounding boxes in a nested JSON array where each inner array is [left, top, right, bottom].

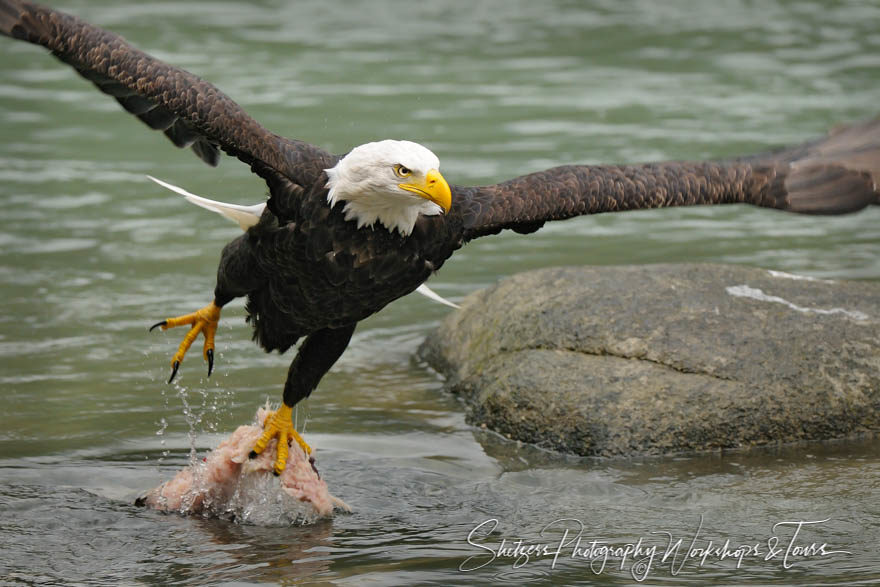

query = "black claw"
[[273, 470, 280, 477], [168, 360, 180, 384], [248, 450, 258, 460], [309, 456, 320, 478], [206, 349, 214, 377], [149, 320, 167, 332]]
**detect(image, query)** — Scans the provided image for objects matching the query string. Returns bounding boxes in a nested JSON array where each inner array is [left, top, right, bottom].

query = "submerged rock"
[[419, 264, 880, 456]]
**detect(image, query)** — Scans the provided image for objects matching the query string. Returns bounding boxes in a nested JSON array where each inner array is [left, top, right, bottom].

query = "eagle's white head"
[[324, 140, 452, 236]]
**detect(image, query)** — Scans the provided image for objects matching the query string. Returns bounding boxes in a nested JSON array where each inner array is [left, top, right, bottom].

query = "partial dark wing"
[[0, 0, 335, 189], [455, 118, 879, 241]]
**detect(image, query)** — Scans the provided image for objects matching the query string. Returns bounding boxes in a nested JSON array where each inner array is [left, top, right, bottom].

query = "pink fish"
[[138, 408, 350, 525]]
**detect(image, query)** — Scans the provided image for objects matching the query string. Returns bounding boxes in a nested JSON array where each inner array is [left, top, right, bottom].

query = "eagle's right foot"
[[248, 403, 312, 475], [150, 301, 221, 382]]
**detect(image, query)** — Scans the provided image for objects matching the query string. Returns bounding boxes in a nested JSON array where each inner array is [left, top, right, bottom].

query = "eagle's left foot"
[[248, 404, 312, 475], [150, 301, 221, 383]]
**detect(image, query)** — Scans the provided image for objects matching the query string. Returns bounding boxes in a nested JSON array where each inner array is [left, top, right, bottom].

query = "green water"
[[1, 0, 878, 584]]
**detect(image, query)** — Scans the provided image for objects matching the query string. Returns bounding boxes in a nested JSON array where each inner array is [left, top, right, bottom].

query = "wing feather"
[[0, 0, 335, 188], [456, 119, 879, 242]]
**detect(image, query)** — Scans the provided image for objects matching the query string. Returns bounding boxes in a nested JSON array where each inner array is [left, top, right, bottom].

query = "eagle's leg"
[[250, 323, 357, 475], [150, 301, 222, 383]]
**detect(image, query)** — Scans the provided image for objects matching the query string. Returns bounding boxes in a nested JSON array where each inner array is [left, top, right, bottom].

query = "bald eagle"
[[2, 0, 878, 474]]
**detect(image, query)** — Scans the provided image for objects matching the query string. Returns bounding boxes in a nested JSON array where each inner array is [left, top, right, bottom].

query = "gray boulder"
[[419, 264, 880, 456]]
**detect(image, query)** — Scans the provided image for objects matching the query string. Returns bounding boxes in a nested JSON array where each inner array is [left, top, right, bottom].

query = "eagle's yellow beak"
[[399, 168, 452, 213]]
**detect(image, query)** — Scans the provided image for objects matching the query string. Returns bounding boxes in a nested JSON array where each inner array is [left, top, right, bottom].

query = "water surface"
[[1, 0, 878, 584]]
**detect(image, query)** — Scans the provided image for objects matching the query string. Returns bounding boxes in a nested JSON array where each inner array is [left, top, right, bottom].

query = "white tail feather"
[[415, 283, 460, 309], [146, 175, 265, 231]]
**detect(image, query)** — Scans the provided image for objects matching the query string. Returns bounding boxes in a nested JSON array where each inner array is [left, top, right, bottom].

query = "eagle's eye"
[[394, 164, 412, 178]]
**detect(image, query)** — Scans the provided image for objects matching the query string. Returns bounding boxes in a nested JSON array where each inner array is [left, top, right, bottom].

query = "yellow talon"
[[151, 301, 221, 381], [249, 404, 312, 475]]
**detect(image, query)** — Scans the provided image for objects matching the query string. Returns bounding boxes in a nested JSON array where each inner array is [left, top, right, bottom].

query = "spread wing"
[[454, 118, 880, 241], [0, 0, 335, 190]]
